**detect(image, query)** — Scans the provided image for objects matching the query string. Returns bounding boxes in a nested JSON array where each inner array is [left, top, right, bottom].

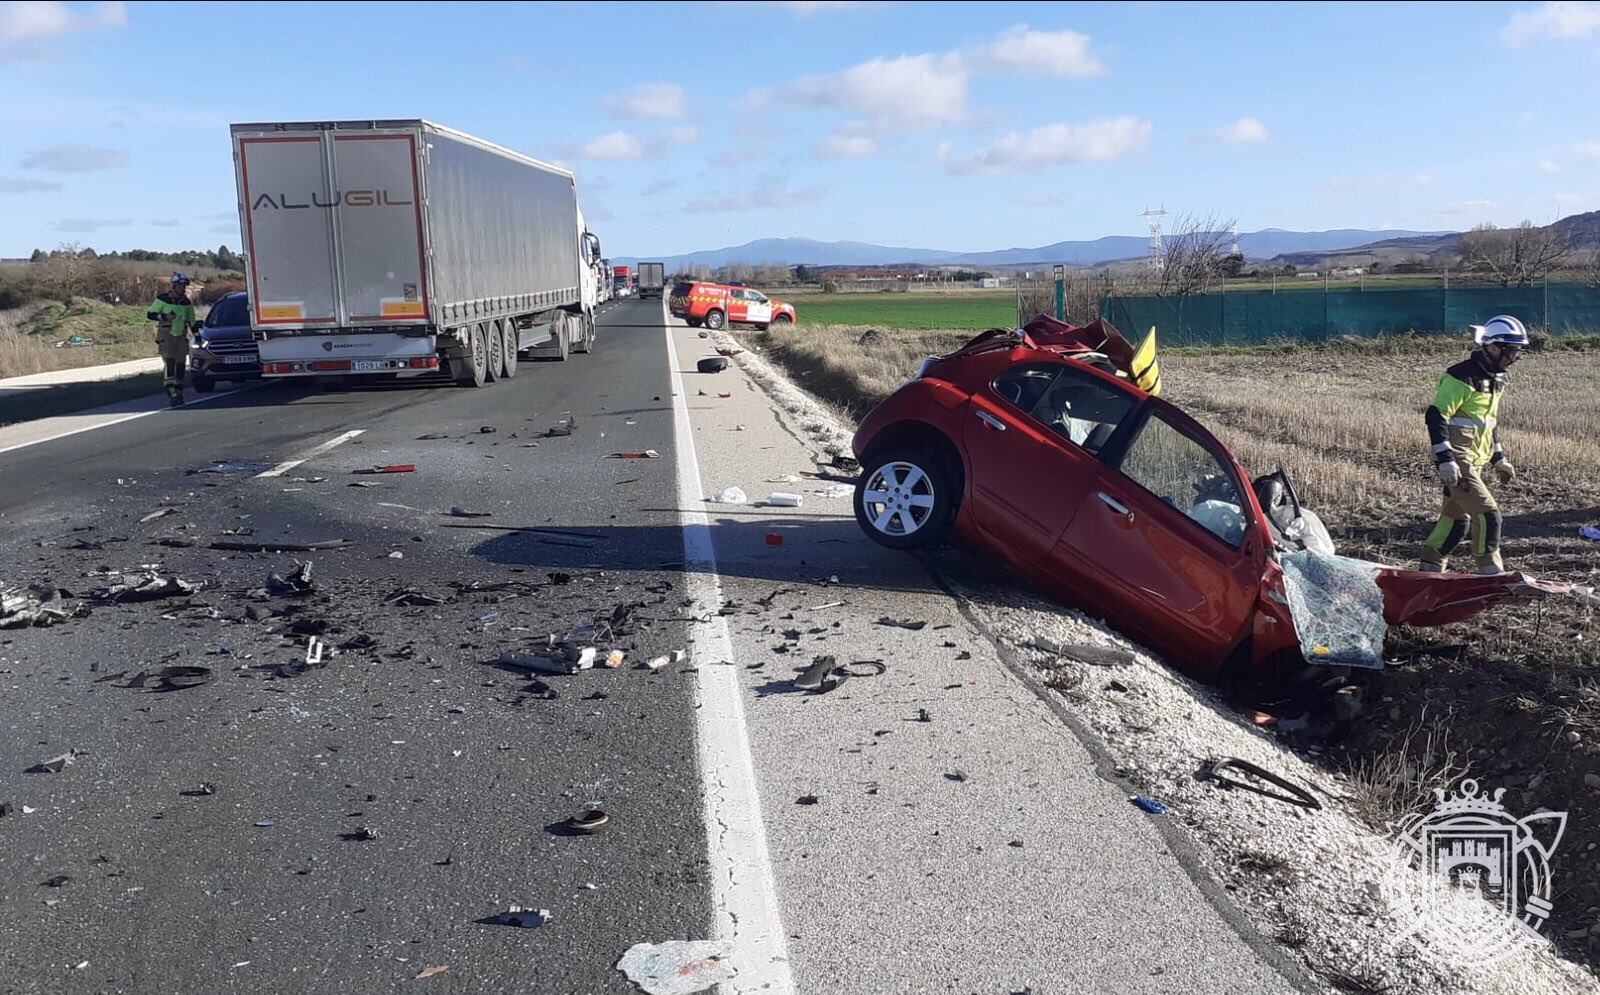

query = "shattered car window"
[[1118, 412, 1246, 547], [991, 365, 1059, 415], [1030, 368, 1135, 455]]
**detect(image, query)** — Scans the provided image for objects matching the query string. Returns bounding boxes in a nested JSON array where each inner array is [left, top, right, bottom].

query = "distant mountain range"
[[615, 227, 1455, 270]]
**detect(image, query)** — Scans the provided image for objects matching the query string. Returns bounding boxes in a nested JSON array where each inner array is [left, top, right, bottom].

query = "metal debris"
[[265, 561, 316, 596], [25, 750, 82, 774], [99, 571, 198, 602], [214, 539, 352, 552]]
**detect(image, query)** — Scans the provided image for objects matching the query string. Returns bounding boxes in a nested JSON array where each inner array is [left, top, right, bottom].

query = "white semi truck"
[[230, 119, 604, 387]]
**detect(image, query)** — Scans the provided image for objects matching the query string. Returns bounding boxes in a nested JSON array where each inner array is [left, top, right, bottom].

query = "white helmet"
[[1471, 314, 1530, 347]]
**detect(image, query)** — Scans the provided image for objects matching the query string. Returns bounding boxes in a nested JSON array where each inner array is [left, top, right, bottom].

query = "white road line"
[[664, 309, 795, 994], [255, 429, 365, 477], [0, 384, 248, 457]]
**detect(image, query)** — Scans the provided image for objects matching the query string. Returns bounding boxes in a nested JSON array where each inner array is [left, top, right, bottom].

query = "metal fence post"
[[1053, 264, 1065, 321]]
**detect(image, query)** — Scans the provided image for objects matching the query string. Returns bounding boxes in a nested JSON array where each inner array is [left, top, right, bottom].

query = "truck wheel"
[[551, 312, 570, 362], [501, 321, 518, 378], [484, 321, 501, 383], [574, 311, 595, 354], [705, 309, 725, 331], [454, 325, 488, 387]]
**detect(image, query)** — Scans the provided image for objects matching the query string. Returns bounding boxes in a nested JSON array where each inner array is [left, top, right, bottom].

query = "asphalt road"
[[1, 298, 710, 994], [1, 296, 1304, 995]]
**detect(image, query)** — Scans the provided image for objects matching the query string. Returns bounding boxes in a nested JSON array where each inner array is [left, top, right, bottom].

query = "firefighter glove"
[[1493, 459, 1516, 484], [1436, 461, 1462, 487]]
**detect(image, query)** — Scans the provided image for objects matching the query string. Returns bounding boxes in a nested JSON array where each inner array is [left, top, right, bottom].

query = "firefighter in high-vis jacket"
[[1419, 314, 1529, 574], [148, 273, 199, 407]]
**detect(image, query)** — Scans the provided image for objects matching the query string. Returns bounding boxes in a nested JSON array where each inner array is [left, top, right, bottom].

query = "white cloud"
[[576, 130, 647, 161], [782, 1, 856, 16], [571, 126, 697, 161], [1011, 192, 1065, 207], [599, 82, 689, 120], [687, 179, 826, 213], [815, 128, 876, 158], [19, 142, 127, 172], [1502, 1, 1600, 44], [1539, 158, 1562, 173], [1201, 116, 1270, 145], [642, 178, 680, 196], [0, 175, 60, 192], [54, 216, 130, 232], [752, 53, 966, 131], [960, 25, 1104, 78], [748, 25, 1106, 133], [0, 1, 125, 59], [937, 117, 1152, 175], [1575, 139, 1600, 157]]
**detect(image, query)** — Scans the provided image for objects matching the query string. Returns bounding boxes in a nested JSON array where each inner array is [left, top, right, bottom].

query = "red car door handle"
[[976, 410, 1006, 432], [1096, 491, 1131, 517]]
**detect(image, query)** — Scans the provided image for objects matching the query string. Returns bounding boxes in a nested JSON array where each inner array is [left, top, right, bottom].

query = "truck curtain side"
[[231, 119, 598, 387]]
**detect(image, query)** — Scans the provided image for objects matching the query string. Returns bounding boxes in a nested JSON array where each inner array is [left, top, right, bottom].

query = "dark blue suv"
[[189, 292, 259, 392]]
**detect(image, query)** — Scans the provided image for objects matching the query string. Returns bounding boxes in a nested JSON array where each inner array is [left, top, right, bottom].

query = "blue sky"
[[0, 0, 1596, 259]]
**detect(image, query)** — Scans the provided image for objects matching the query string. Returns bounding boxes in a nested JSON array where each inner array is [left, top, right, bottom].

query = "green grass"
[[0, 371, 165, 427], [1, 299, 163, 378], [794, 292, 1014, 330]]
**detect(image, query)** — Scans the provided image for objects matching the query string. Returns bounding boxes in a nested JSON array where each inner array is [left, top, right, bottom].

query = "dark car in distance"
[[189, 292, 260, 392]]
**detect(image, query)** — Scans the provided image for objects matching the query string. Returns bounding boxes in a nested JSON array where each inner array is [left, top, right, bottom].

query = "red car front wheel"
[[855, 449, 954, 549]]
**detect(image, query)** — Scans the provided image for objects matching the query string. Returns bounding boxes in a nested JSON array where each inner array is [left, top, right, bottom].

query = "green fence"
[[1099, 282, 1600, 346]]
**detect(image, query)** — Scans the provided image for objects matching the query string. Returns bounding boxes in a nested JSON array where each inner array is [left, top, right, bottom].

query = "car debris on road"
[[615, 939, 736, 995]]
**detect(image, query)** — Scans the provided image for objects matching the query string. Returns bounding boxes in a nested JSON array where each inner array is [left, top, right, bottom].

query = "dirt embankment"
[[739, 322, 1600, 969]]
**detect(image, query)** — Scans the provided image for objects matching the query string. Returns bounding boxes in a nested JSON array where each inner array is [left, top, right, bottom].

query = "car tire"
[[191, 374, 215, 394], [704, 309, 725, 331], [854, 448, 955, 550], [686, 318, 702, 328], [501, 321, 519, 378], [772, 315, 793, 329]]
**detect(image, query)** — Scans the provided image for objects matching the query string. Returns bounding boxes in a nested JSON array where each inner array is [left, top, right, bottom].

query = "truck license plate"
[[223, 354, 257, 365], [351, 360, 388, 372]]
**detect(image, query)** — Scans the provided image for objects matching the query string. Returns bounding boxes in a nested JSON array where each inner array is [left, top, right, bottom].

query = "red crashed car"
[[851, 316, 1571, 682]]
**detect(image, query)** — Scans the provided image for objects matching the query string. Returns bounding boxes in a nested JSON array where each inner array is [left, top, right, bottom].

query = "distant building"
[[1295, 271, 1321, 279], [978, 277, 1000, 289]]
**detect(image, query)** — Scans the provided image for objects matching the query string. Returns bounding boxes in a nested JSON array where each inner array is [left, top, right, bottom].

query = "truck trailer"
[[637, 262, 665, 299], [230, 119, 603, 387]]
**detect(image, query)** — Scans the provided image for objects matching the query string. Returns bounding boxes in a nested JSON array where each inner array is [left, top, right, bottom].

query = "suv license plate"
[[223, 354, 257, 365]]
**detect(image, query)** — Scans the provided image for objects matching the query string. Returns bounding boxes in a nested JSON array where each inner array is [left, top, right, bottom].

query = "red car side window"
[[1115, 410, 1247, 548], [990, 364, 1135, 457]]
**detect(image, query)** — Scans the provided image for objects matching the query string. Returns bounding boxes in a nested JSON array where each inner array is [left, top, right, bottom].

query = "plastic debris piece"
[[765, 533, 783, 546], [615, 939, 735, 995], [25, 751, 80, 774], [479, 425, 497, 434], [1580, 525, 1600, 543], [709, 486, 747, 505], [341, 825, 379, 841], [100, 571, 198, 602], [42, 874, 71, 887], [875, 617, 926, 631], [138, 507, 178, 524], [766, 492, 802, 507], [796, 795, 819, 806], [449, 506, 492, 518], [352, 464, 415, 475], [500, 649, 592, 675], [124, 665, 212, 692], [669, 649, 686, 664], [564, 809, 610, 834], [255, 819, 276, 828], [814, 483, 853, 499], [546, 416, 578, 437], [607, 450, 660, 459], [1130, 795, 1167, 815], [643, 655, 670, 671], [716, 391, 732, 399], [474, 610, 503, 623], [415, 966, 448, 980], [490, 905, 551, 928], [214, 539, 351, 552], [604, 649, 625, 669], [696, 357, 730, 373], [387, 589, 444, 606], [265, 561, 316, 596]]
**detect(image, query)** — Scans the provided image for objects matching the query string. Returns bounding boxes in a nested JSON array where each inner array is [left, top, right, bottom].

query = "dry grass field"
[[0, 299, 159, 379], [740, 321, 1600, 957]]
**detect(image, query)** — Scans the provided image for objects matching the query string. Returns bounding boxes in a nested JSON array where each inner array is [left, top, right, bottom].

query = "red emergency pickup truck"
[[669, 281, 796, 331]]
